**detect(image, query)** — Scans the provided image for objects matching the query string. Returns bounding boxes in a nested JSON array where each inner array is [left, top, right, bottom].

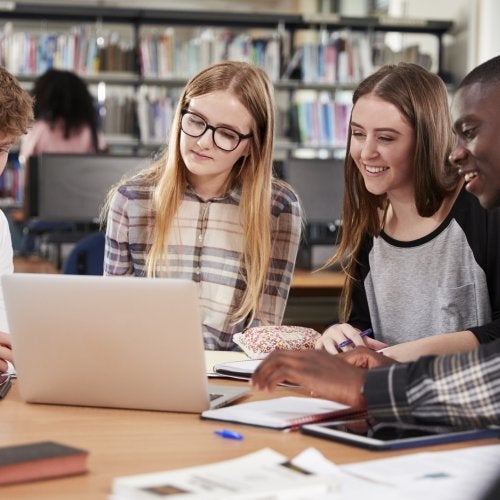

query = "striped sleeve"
[[104, 187, 133, 275], [364, 339, 500, 427], [104, 179, 154, 277]]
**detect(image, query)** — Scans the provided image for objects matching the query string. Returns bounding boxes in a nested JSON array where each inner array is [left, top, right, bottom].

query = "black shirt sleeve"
[[454, 191, 500, 343], [348, 233, 373, 333]]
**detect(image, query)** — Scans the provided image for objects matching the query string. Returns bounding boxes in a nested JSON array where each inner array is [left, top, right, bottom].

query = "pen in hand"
[[337, 328, 373, 350]]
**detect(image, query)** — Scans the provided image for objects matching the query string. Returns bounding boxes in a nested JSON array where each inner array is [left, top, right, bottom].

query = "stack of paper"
[[110, 444, 500, 500], [110, 448, 338, 499]]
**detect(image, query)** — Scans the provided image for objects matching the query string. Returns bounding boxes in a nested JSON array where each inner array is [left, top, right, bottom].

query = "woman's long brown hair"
[[324, 63, 459, 321]]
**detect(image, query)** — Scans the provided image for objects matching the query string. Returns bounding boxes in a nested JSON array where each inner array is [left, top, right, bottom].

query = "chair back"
[[63, 232, 105, 275]]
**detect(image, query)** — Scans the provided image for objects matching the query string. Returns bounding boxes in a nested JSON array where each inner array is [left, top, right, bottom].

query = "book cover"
[[0, 441, 88, 485], [201, 396, 351, 430]]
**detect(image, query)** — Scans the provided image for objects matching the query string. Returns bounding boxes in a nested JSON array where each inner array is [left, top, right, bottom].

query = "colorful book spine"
[[138, 26, 283, 80], [0, 153, 22, 206], [0, 23, 135, 75], [295, 29, 374, 84], [291, 90, 352, 147]]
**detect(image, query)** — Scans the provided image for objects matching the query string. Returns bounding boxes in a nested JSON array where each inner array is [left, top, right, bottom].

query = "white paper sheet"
[[111, 448, 339, 499]]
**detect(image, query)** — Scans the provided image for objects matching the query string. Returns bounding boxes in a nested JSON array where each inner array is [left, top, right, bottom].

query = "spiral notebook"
[[201, 396, 354, 430]]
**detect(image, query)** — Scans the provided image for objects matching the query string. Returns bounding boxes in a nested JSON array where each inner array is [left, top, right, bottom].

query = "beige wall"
[[396, 0, 475, 80], [477, 0, 500, 64]]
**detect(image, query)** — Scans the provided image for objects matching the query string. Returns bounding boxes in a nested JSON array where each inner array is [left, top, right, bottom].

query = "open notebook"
[[201, 396, 355, 430], [2, 274, 248, 413]]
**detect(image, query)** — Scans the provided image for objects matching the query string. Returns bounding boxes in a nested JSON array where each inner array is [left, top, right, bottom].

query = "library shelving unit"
[[0, 3, 453, 159]]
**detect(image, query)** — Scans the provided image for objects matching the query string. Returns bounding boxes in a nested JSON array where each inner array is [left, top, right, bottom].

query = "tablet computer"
[[301, 418, 500, 450]]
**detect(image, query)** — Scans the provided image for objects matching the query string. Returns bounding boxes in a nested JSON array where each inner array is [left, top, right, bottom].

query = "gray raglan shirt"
[[349, 187, 500, 345]]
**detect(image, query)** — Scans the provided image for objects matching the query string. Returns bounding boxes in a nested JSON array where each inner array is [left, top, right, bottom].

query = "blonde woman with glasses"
[[102, 61, 302, 350]]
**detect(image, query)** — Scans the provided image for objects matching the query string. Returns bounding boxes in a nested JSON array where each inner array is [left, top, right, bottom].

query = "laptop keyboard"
[[209, 393, 223, 401]]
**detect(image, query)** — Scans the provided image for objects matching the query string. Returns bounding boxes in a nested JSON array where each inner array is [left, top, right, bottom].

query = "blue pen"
[[214, 429, 244, 440], [337, 328, 373, 349]]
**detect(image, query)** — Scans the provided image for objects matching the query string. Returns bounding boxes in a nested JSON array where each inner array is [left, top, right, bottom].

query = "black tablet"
[[301, 418, 500, 451]]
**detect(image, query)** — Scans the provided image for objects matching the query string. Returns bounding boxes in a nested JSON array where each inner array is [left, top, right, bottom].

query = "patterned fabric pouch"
[[233, 325, 320, 359]]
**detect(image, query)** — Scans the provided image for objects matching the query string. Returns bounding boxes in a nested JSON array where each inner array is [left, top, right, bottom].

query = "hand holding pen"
[[315, 324, 386, 354], [337, 328, 373, 349]]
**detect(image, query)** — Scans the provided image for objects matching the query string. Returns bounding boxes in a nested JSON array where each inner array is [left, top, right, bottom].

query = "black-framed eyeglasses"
[[180, 109, 252, 152]]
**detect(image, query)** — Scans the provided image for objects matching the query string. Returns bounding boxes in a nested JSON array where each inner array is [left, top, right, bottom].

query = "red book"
[[0, 441, 88, 485]]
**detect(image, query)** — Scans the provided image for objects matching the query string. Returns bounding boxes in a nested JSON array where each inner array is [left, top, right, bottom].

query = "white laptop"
[[2, 273, 249, 412]]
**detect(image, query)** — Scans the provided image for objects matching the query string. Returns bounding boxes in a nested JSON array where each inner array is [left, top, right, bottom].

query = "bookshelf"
[[0, 3, 453, 159], [1, 153, 23, 209]]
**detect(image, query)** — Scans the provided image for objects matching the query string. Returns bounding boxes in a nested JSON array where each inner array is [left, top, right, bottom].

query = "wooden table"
[[291, 268, 345, 297], [13, 256, 59, 274], [2, 381, 497, 499]]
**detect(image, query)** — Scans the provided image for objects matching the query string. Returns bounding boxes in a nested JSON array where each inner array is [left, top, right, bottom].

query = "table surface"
[[2, 381, 498, 499], [291, 268, 345, 289], [13, 256, 59, 274]]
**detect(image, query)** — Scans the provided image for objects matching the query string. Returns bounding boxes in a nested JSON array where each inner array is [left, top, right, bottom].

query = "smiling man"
[[450, 55, 500, 209]]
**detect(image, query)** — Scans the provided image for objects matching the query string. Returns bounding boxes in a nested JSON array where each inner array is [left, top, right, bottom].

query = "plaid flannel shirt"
[[365, 339, 500, 428], [104, 176, 302, 350]]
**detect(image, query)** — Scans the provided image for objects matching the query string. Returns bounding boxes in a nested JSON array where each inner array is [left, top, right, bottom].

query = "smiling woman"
[[100, 61, 302, 351], [314, 62, 500, 363], [349, 94, 416, 199]]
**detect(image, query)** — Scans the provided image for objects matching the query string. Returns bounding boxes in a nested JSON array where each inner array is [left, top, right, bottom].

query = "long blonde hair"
[[120, 61, 276, 324], [326, 63, 459, 321]]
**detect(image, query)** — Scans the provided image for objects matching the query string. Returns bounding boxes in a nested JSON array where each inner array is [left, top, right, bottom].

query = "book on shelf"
[[1, 22, 134, 76], [136, 85, 180, 143], [137, 26, 282, 81], [0, 153, 23, 206], [100, 89, 137, 136], [0, 441, 88, 485], [110, 447, 338, 499], [291, 89, 352, 147], [294, 29, 373, 84], [201, 396, 353, 430]]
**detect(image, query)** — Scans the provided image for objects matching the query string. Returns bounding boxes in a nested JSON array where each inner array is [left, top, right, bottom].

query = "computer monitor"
[[281, 158, 343, 241], [28, 153, 151, 222], [280, 157, 344, 269]]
